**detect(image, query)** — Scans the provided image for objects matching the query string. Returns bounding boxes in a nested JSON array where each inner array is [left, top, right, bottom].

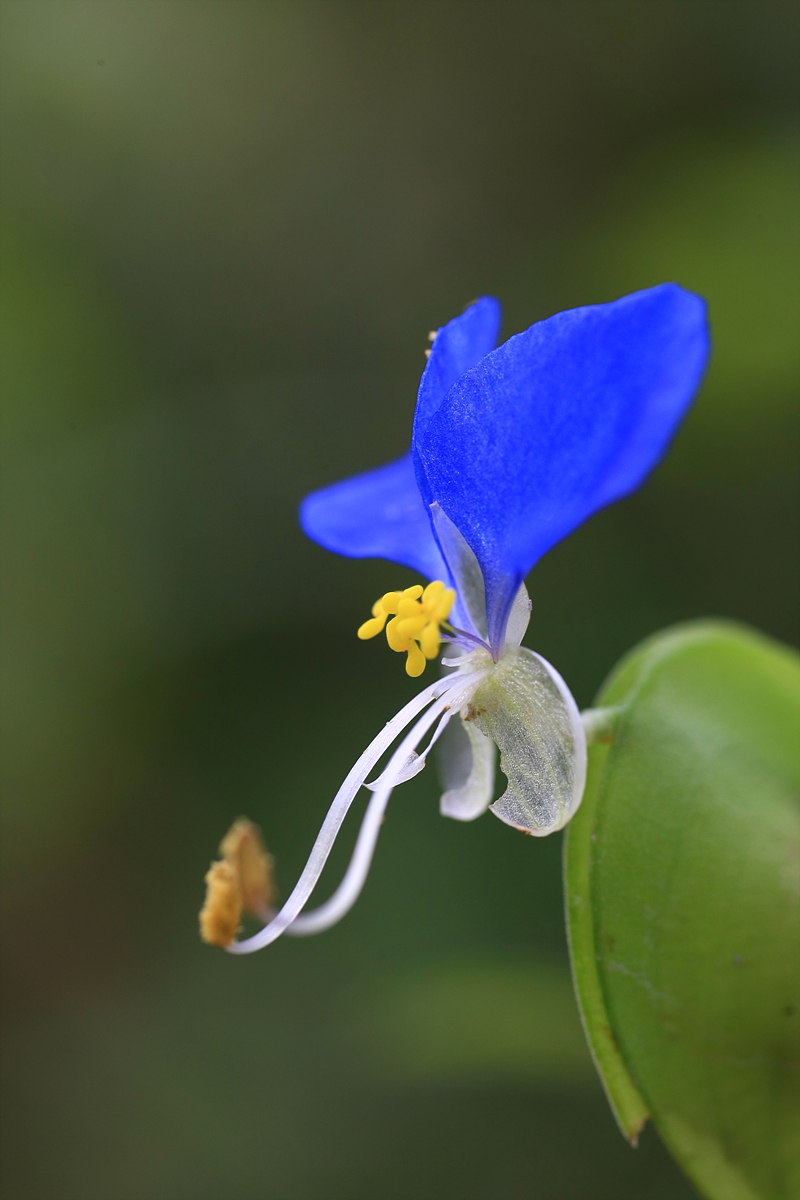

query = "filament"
[[227, 668, 484, 954], [286, 685, 473, 936]]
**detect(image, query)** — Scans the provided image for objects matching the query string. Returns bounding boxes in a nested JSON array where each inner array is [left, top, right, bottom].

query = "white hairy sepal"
[[466, 645, 587, 835]]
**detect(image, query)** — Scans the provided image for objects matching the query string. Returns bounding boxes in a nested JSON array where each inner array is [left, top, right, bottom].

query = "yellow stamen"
[[420, 622, 441, 660], [405, 641, 426, 677], [356, 579, 456, 676], [358, 612, 388, 640]]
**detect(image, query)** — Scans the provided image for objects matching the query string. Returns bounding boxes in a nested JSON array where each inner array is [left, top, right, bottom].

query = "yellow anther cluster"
[[358, 580, 456, 677]]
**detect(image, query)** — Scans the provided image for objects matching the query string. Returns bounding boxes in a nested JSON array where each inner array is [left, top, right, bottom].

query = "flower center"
[[357, 580, 456, 676]]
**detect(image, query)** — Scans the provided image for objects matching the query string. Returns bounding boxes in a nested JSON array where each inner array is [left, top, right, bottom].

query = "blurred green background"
[[1, 3, 798, 1198]]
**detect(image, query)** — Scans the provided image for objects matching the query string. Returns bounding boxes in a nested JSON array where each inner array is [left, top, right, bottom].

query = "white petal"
[[504, 581, 532, 647], [468, 646, 587, 836], [430, 501, 487, 641], [438, 712, 497, 822]]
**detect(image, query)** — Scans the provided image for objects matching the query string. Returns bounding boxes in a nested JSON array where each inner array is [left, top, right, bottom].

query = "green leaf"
[[565, 621, 800, 1199]]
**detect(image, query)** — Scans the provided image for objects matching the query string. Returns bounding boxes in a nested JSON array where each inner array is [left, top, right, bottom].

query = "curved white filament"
[[227, 669, 483, 954], [363, 700, 456, 792], [286, 681, 479, 937]]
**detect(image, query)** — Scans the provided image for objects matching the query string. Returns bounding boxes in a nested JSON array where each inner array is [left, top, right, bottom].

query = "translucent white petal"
[[438, 712, 497, 822], [430, 501, 487, 641], [504, 581, 532, 647], [467, 646, 587, 836]]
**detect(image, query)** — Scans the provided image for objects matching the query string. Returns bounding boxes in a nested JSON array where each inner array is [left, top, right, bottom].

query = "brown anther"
[[199, 860, 242, 947], [220, 818, 275, 914], [199, 817, 276, 948]]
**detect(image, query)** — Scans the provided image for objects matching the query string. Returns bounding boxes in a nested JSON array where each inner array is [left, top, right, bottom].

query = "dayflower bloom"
[[201, 284, 709, 953]]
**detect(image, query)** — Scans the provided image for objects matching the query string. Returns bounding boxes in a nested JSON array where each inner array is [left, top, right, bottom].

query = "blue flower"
[[203, 285, 709, 953], [302, 284, 708, 653]]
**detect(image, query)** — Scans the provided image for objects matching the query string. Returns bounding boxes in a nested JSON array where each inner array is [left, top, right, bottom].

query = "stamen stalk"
[[226, 669, 484, 954], [286, 672, 483, 937]]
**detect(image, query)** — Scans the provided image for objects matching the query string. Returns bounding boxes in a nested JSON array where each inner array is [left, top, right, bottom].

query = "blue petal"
[[299, 451, 447, 580], [415, 284, 710, 650], [300, 297, 501, 584], [413, 297, 501, 504]]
